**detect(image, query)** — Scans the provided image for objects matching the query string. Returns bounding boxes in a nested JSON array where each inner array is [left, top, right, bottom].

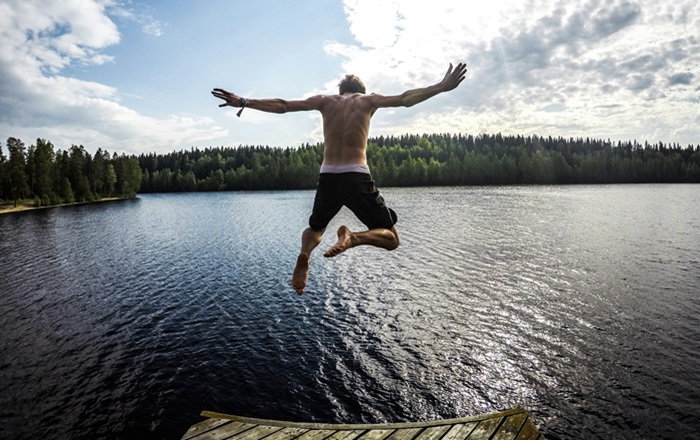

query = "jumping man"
[[212, 62, 467, 294]]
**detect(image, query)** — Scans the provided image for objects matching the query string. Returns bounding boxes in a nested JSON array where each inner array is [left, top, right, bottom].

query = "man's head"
[[338, 74, 366, 94]]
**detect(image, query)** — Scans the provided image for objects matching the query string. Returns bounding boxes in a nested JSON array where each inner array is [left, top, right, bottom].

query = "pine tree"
[[7, 137, 30, 206]]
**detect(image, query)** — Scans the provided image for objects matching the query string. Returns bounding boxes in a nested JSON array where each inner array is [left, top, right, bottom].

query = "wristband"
[[237, 98, 248, 117]]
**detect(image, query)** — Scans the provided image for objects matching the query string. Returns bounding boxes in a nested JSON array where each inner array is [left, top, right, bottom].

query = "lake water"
[[1, 185, 699, 440]]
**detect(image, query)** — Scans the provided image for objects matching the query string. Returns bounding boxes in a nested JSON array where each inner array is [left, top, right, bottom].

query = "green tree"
[[32, 138, 55, 204], [67, 145, 93, 201], [427, 157, 442, 184], [105, 163, 117, 196], [112, 153, 127, 195], [26, 144, 36, 197], [91, 148, 108, 197], [7, 137, 30, 206], [54, 150, 70, 201], [61, 177, 75, 204], [126, 157, 142, 196], [499, 154, 518, 184], [0, 141, 8, 200], [124, 133, 699, 191]]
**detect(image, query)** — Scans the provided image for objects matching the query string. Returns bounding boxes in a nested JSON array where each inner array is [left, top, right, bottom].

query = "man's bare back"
[[318, 94, 374, 166], [212, 63, 467, 294]]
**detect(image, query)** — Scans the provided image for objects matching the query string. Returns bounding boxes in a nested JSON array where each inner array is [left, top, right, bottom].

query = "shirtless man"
[[212, 62, 467, 294]]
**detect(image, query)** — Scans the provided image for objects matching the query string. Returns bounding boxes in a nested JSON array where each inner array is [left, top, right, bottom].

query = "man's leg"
[[292, 227, 325, 295], [324, 225, 399, 258]]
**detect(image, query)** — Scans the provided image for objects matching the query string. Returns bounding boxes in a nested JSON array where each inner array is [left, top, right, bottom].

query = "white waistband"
[[319, 163, 371, 174]]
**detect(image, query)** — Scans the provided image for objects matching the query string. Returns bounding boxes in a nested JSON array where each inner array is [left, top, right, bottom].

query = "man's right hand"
[[211, 88, 245, 108]]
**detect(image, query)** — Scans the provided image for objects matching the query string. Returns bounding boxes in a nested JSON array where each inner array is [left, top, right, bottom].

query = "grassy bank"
[[0, 197, 136, 215]]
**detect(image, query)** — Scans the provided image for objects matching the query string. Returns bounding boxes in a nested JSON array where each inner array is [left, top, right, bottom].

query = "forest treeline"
[[0, 137, 141, 206], [137, 133, 700, 192], [2, 134, 699, 205]]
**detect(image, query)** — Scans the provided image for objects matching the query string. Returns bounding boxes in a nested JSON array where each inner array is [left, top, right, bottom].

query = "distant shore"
[[0, 197, 136, 215]]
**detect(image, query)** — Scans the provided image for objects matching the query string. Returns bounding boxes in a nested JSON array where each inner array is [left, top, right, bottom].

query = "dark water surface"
[[1, 185, 699, 439]]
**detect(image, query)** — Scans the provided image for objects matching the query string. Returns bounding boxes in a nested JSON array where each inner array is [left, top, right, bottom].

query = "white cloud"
[[327, 0, 700, 146], [1, 0, 698, 157], [106, 1, 165, 37], [141, 20, 164, 37], [0, 0, 219, 154]]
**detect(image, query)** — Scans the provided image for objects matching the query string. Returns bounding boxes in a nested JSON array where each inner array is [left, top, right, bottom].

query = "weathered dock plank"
[[415, 425, 451, 440], [298, 429, 339, 440], [357, 428, 394, 440], [386, 427, 422, 440], [260, 427, 312, 440], [444, 423, 478, 440], [491, 412, 527, 440], [182, 418, 231, 440], [326, 429, 365, 440], [232, 424, 284, 440], [327, 429, 366, 440], [513, 417, 541, 440], [184, 408, 545, 440], [195, 422, 254, 440], [465, 417, 503, 439]]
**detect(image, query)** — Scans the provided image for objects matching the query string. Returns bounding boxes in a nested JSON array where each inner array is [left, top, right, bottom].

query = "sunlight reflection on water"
[[1, 185, 699, 439]]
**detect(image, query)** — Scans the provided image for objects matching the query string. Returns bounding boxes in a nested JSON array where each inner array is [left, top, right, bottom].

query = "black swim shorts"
[[308, 172, 398, 231]]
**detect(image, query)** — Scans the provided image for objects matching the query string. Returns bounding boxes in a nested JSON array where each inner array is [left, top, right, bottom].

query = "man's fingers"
[[451, 63, 467, 82], [212, 89, 238, 107], [212, 88, 236, 100], [446, 62, 467, 82]]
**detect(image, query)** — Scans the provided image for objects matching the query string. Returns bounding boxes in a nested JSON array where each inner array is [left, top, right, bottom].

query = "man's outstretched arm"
[[370, 62, 467, 108], [211, 89, 325, 114]]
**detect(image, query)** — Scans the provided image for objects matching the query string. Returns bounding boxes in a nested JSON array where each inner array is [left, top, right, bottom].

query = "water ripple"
[[1, 186, 700, 439]]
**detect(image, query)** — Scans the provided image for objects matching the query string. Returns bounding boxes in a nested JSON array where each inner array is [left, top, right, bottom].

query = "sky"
[[0, 0, 698, 156]]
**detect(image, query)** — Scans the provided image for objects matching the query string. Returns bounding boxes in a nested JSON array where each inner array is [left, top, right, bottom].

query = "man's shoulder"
[[313, 94, 343, 105], [320, 93, 373, 110], [340, 93, 381, 106]]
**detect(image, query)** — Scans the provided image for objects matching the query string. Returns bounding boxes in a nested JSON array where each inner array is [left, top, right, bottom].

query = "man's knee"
[[387, 228, 400, 250], [303, 227, 324, 243]]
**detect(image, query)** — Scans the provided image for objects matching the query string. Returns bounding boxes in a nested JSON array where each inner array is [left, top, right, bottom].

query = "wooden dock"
[[182, 407, 545, 440]]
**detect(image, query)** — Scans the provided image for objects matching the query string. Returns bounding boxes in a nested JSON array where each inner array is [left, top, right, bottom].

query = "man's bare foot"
[[292, 253, 310, 295], [324, 225, 355, 258]]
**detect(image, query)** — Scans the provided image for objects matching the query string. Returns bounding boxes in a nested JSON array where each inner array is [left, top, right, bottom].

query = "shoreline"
[[0, 196, 136, 215]]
